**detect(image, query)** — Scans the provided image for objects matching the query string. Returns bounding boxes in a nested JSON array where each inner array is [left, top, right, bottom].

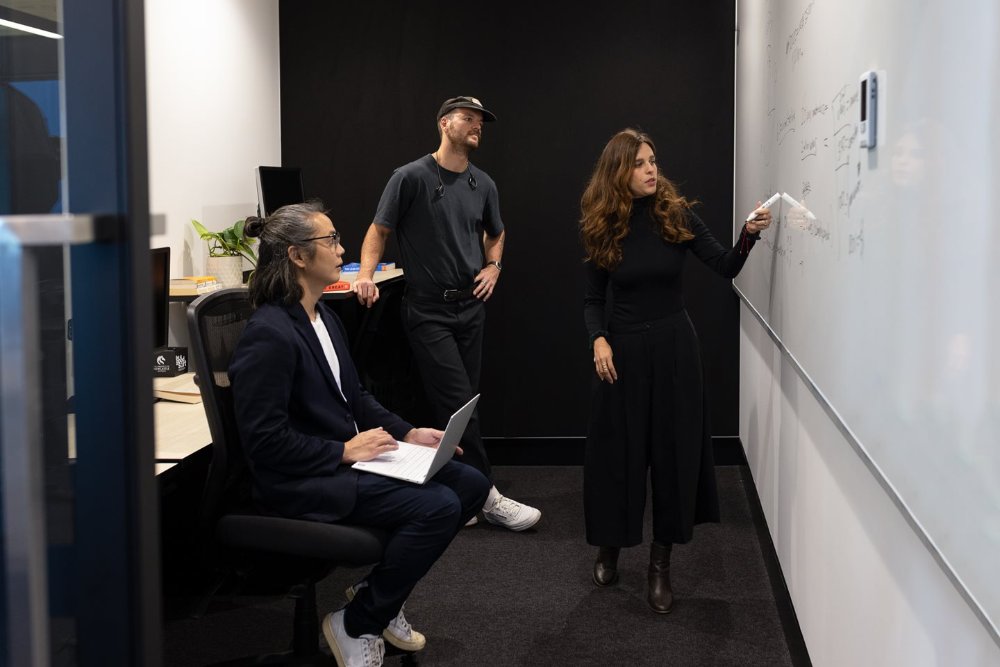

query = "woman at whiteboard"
[[580, 128, 771, 613]]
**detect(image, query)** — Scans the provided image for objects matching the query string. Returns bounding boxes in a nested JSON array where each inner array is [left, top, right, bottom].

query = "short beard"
[[446, 127, 479, 154]]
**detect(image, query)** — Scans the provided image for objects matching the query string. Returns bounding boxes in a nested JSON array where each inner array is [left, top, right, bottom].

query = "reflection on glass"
[[1, 2, 75, 664]]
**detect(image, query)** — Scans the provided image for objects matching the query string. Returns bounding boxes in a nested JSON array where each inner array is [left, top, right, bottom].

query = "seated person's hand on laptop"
[[343, 427, 399, 463], [404, 427, 462, 455]]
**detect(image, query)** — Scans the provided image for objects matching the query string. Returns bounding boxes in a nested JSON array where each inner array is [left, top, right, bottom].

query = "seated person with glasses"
[[230, 201, 490, 667]]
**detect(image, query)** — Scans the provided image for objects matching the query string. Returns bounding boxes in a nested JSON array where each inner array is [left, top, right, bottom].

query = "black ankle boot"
[[647, 542, 673, 613], [593, 546, 620, 587]]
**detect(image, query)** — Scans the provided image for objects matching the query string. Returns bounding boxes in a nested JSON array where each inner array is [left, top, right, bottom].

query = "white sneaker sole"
[[483, 510, 542, 532], [344, 585, 427, 651]]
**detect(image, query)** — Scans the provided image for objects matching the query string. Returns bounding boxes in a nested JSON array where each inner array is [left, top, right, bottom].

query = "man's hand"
[[343, 427, 398, 463], [356, 223, 391, 308], [404, 427, 443, 447], [403, 427, 463, 455], [473, 263, 500, 301], [353, 277, 380, 308]]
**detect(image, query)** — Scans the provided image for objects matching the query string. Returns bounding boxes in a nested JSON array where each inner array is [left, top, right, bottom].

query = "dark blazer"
[[229, 300, 413, 522]]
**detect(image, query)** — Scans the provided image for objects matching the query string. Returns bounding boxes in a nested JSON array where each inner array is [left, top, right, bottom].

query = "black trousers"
[[584, 310, 720, 547], [401, 295, 492, 482], [342, 460, 489, 635]]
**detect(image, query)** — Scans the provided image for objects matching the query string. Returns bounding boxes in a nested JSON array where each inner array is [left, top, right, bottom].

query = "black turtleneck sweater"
[[584, 196, 758, 340]]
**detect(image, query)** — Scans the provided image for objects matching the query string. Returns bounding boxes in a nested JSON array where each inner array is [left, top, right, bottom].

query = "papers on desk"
[[153, 372, 202, 404]]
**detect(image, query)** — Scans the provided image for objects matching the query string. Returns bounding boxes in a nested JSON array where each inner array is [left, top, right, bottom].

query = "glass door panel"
[[1, 1, 161, 665]]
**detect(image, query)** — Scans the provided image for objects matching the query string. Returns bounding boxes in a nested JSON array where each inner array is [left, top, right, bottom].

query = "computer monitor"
[[151, 246, 170, 350], [256, 166, 305, 217]]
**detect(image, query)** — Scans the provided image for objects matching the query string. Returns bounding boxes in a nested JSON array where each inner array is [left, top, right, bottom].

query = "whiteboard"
[[735, 0, 1000, 635]]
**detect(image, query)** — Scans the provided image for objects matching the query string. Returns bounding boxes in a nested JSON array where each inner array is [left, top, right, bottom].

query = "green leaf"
[[238, 246, 258, 264], [191, 219, 218, 241], [191, 217, 258, 263]]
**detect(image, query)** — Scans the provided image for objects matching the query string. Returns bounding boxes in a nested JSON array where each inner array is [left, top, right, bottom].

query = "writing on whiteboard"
[[800, 137, 818, 160], [777, 110, 797, 145], [800, 102, 829, 125], [785, 0, 815, 64], [848, 219, 864, 257]]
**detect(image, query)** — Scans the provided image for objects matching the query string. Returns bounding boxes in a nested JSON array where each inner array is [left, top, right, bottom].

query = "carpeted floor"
[[164, 465, 798, 666]]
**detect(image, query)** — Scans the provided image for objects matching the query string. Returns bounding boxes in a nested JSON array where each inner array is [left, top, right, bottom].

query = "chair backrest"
[[186, 288, 254, 549]]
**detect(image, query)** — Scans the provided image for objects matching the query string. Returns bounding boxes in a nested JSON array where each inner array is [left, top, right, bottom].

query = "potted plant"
[[191, 218, 258, 287]]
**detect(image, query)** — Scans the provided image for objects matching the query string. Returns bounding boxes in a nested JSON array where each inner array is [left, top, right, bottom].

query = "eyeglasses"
[[304, 231, 340, 247]]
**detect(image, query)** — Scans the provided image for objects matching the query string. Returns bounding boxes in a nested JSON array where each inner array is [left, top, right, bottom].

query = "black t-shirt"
[[584, 196, 757, 337], [374, 154, 504, 292]]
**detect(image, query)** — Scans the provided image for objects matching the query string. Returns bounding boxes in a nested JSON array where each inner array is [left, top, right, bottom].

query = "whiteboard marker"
[[781, 192, 817, 220], [746, 192, 782, 221]]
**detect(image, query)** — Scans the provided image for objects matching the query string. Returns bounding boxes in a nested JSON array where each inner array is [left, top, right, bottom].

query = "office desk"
[[154, 399, 211, 471], [66, 396, 210, 476], [168, 268, 405, 303], [324, 268, 404, 296]]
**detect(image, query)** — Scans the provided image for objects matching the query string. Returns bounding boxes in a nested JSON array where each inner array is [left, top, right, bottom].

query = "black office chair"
[[186, 287, 387, 665]]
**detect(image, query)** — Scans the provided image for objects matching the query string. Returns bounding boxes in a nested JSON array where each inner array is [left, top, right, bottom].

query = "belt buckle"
[[443, 289, 458, 302]]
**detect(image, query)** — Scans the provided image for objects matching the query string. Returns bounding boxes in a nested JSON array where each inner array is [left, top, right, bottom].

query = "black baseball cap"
[[436, 96, 497, 122]]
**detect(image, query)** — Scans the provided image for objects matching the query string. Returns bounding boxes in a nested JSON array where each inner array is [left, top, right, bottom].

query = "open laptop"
[[351, 394, 479, 484]]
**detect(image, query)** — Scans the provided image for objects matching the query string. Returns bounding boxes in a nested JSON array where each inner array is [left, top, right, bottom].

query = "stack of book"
[[169, 275, 221, 297], [339, 262, 396, 274], [323, 280, 351, 292]]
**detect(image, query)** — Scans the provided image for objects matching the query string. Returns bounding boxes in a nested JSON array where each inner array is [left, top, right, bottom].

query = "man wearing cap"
[[354, 96, 541, 532]]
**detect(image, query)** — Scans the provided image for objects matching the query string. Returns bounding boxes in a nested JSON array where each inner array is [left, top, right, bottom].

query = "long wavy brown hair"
[[580, 128, 696, 270]]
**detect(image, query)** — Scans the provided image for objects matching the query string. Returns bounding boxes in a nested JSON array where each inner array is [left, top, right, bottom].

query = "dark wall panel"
[[279, 0, 737, 438]]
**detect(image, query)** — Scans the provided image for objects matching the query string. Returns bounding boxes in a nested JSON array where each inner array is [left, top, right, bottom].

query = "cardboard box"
[[153, 347, 189, 377]]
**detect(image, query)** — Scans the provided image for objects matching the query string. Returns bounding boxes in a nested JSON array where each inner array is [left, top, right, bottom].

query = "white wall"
[[740, 308, 1000, 666], [144, 0, 280, 343]]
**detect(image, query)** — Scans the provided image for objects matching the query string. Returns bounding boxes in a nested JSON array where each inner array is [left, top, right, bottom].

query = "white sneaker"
[[465, 515, 479, 527], [322, 609, 384, 667], [482, 494, 541, 531], [345, 583, 427, 652]]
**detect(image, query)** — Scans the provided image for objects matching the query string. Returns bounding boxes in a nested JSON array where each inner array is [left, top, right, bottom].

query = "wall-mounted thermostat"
[[858, 70, 877, 149]]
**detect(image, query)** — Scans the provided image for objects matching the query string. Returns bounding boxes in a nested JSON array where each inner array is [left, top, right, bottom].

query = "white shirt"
[[311, 312, 358, 433]]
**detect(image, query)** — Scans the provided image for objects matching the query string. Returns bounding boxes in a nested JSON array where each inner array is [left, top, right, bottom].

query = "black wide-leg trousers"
[[584, 310, 720, 547]]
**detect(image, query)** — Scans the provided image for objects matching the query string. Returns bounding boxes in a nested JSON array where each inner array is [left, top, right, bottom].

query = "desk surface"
[[170, 268, 405, 302], [67, 396, 211, 475], [155, 398, 211, 461], [321, 268, 404, 299]]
